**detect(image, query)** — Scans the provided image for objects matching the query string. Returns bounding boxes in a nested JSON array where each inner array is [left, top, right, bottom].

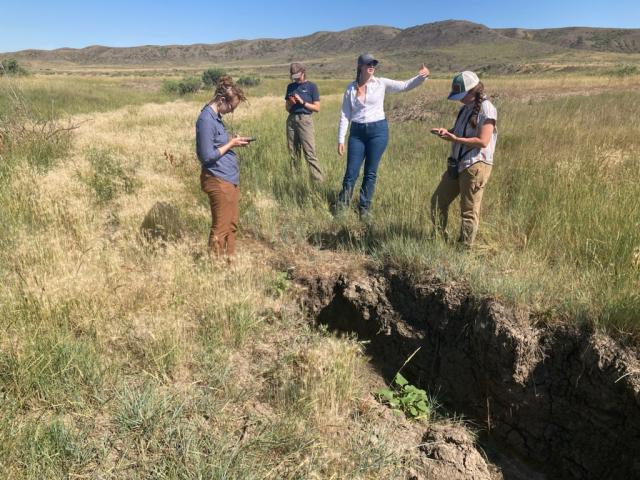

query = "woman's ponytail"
[[469, 81, 485, 129]]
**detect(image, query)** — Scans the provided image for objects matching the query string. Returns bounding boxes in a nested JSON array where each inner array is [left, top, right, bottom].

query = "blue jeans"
[[338, 120, 389, 212]]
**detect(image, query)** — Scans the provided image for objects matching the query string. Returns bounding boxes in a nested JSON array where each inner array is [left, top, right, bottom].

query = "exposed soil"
[[298, 265, 640, 480]]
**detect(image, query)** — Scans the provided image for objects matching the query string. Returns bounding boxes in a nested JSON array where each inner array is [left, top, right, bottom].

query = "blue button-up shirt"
[[196, 105, 239, 185]]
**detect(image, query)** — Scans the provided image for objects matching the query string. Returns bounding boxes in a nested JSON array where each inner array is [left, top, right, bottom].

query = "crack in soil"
[[299, 266, 640, 479]]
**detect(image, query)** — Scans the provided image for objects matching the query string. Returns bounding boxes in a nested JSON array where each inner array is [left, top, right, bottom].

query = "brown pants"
[[200, 171, 240, 256], [430, 162, 492, 247], [286, 113, 324, 182]]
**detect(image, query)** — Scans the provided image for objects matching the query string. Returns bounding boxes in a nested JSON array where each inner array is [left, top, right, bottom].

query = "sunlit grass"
[[1, 71, 638, 478], [236, 76, 640, 333], [0, 83, 419, 478]]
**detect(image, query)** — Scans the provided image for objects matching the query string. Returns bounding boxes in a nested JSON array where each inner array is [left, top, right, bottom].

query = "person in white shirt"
[[336, 53, 430, 219], [430, 70, 498, 248]]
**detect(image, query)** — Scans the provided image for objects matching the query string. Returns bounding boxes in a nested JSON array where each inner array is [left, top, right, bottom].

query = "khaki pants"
[[430, 162, 492, 247], [286, 113, 324, 182], [200, 171, 240, 257]]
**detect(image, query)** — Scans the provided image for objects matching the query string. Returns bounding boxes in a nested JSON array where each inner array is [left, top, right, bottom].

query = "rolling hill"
[[497, 27, 640, 53], [2, 20, 640, 74]]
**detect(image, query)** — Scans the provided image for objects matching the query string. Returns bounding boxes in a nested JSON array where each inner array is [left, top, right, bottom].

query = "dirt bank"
[[299, 266, 640, 479]]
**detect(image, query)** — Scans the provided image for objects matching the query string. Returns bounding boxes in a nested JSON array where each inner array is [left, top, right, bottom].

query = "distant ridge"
[[497, 27, 640, 53], [2, 20, 640, 72]]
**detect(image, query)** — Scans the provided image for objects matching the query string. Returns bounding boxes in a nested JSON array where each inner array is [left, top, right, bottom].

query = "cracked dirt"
[[298, 264, 640, 479]]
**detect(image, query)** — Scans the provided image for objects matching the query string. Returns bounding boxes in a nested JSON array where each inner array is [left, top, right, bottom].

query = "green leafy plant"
[[375, 373, 431, 420], [374, 347, 433, 420], [268, 271, 292, 298]]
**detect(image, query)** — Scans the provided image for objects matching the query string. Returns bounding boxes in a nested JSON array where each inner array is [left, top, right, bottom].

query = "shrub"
[[162, 77, 201, 95], [0, 82, 72, 171], [177, 76, 201, 95], [238, 75, 261, 87], [162, 79, 180, 94], [0, 59, 27, 76], [85, 148, 139, 202], [609, 65, 638, 77], [202, 68, 226, 87]]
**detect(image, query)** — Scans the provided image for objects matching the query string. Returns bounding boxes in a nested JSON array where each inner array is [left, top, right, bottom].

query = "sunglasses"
[[366, 63, 377, 68]]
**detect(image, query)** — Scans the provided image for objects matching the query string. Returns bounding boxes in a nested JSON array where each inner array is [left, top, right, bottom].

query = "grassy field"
[[0, 69, 639, 477], [234, 73, 640, 334], [0, 77, 431, 478]]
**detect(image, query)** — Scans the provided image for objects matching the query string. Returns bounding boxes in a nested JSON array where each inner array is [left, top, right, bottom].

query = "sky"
[[1, 0, 639, 53]]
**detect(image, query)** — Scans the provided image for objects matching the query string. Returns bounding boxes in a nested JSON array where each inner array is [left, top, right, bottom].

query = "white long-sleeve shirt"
[[337, 74, 427, 143]]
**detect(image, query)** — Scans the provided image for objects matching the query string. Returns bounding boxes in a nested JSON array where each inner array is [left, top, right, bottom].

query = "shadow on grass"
[[307, 219, 432, 253]]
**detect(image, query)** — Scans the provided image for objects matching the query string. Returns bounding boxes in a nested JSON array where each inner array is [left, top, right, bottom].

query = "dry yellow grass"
[[0, 92, 428, 479]]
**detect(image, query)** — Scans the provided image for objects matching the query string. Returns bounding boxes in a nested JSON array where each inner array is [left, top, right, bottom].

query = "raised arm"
[[382, 64, 430, 93]]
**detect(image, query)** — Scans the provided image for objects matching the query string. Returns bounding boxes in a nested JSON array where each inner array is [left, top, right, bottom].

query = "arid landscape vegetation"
[[1, 20, 639, 479]]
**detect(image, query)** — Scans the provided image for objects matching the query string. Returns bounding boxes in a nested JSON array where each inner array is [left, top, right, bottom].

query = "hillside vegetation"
[[3, 20, 640, 76]]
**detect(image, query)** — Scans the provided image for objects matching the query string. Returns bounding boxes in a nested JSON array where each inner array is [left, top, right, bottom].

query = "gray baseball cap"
[[357, 53, 379, 67]]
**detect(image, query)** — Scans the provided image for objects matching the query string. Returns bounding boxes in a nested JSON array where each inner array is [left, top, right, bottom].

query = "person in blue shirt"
[[284, 62, 323, 183], [196, 76, 251, 258]]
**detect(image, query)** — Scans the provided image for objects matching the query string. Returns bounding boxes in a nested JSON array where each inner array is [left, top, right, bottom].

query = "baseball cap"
[[357, 53, 379, 67], [290, 62, 306, 80], [448, 71, 480, 101]]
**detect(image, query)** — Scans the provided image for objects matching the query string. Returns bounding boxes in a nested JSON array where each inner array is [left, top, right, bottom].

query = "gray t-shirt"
[[451, 100, 498, 172]]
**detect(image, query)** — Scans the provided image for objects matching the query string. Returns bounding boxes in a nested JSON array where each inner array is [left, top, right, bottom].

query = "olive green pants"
[[430, 161, 492, 247], [286, 113, 324, 183]]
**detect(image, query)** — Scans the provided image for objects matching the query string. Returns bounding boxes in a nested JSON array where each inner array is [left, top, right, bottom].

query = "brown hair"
[[212, 75, 247, 104], [356, 65, 363, 85], [468, 81, 486, 129]]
